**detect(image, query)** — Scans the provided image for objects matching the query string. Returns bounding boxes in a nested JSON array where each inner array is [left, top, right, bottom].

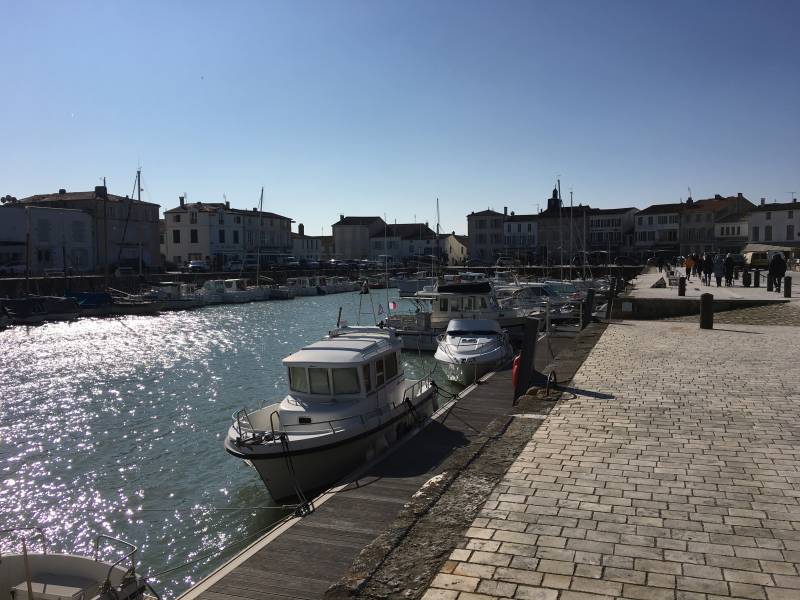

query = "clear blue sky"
[[2, 0, 798, 235]]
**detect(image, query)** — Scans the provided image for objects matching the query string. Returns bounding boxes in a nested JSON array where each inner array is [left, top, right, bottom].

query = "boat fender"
[[512, 354, 521, 390]]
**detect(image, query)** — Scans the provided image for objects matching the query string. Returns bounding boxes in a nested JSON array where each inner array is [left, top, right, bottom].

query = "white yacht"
[[0, 529, 158, 600], [225, 325, 437, 501], [434, 319, 513, 386]]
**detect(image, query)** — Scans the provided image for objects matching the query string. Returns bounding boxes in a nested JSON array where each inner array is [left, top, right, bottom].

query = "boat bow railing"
[[93, 535, 138, 587]]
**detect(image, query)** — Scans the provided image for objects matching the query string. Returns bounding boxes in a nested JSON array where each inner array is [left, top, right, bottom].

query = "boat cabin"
[[416, 281, 502, 326], [224, 279, 249, 292], [283, 326, 404, 400]]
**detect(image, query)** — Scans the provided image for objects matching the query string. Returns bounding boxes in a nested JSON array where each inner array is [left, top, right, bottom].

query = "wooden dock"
[[179, 337, 567, 600]]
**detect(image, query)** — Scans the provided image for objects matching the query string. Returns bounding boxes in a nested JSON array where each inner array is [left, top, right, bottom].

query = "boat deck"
[[179, 337, 566, 600]]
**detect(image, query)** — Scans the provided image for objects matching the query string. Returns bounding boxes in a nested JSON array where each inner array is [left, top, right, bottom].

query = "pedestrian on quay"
[[703, 254, 714, 286], [657, 255, 665, 273], [769, 252, 787, 292], [713, 254, 724, 287], [694, 253, 702, 278], [684, 254, 694, 281], [723, 253, 734, 287]]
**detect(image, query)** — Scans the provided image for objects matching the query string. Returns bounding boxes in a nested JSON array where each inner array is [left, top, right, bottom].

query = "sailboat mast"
[[557, 179, 563, 280], [256, 186, 264, 284], [435, 197, 440, 278], [569, 190, 573, 280]]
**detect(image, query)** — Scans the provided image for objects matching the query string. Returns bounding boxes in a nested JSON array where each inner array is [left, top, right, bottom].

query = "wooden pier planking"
[[183, 335, 564, 600]]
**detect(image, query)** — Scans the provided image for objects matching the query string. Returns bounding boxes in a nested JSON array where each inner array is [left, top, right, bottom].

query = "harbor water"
[[0, 290, 454, 598]]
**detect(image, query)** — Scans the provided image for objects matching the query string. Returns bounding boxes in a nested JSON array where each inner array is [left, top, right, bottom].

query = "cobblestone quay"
[[423, 320, 800, 600]]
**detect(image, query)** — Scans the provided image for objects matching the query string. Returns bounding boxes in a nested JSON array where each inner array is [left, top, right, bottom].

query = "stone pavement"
[[667, 303, 800, 327], [629, 269, 799, 303], [422, 320, 800, 600]]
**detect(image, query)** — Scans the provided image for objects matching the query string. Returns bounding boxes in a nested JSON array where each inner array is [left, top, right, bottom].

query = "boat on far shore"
[[0, 295, 81, 324]]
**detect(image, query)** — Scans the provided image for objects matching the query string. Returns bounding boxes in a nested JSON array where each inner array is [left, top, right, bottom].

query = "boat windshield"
[[332, 368, 360, 394], [448, 330, 499, 337]]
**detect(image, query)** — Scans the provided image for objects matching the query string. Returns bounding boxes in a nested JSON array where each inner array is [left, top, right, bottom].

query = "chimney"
[[58, 188, 66, 194], [252, 207, 257, 212], [510, 210, 515, 216], [340, 214, 344, 221], [794, 198, 797, 204], [504, 206, 508, 216], [298, 223, 305, 236], [761, 198, 766, 206], [714, 194, 722, 200], [225, 200, 230, 209], [94, 185, 108, 199], [737, 192, 743, 199], [179, 195, 185, 207]]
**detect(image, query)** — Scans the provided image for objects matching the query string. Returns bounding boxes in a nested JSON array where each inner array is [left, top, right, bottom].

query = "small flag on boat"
[[377, 304, 385, 315], [389, 300, 398, 311]]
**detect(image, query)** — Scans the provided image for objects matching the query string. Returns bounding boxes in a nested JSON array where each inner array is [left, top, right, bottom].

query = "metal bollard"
[[785, 276, 792, 298], [754, 270, 760, 287], [700, 293, 713, 329], [678, 276, 686, 296], [743, 270, 751, 287], [767, 275, 774, 292]]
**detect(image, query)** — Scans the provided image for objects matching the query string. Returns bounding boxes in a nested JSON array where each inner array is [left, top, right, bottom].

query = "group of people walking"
[[684, 252, 735, 287]]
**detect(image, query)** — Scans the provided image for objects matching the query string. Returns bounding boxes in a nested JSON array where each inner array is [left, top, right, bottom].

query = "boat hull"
[[227, 387, 438, 501], [440, 360, 496, 386]]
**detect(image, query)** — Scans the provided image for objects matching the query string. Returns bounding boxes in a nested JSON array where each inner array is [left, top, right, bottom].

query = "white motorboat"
[[225, 325, 437, 501], [0, 528, 159, 600], [280, 277, 319, 297], [222, 279, 259, 303], [387, 280, 543, 350], [144, 282, 204, 311], [434, 319, 513, 386], [391, 272, 437, 296]]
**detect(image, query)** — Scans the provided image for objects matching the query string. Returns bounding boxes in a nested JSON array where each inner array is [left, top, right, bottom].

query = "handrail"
[[0, 527, 48, 557], [93, 534, 137, 588]]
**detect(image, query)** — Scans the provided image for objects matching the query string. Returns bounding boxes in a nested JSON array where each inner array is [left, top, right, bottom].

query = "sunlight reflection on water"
[[0, 291, 449, 597]]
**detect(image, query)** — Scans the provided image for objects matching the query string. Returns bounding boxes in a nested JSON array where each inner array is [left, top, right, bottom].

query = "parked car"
[[743, 251, 769, 269], [728, 253, 745, 268], [187, 260, 209, 272]]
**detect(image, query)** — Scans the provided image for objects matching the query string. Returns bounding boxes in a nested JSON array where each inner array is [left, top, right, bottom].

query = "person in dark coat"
[[657, 255, 665, 273], [702, 254, 714, 286], [769, 253, 787, 292], [713, 254, 724, 287], [723, 254, 735, 287]]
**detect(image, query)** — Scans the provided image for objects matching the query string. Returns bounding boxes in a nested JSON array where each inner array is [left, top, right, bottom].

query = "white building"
[[589, 207, 638, 257], [633, 203, 681, 258], [161, 198, 292, 268], [504, 213, 538, 263], [443, 233, 468, 265], [0, 205, 94, 273], [292, 224, 326, 261], [749, 199, 800, 245], [715, 213, 750, 254], [368, 223, 438, 262]]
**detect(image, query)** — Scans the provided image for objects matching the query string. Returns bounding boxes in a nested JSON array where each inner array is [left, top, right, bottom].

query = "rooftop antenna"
[[787, 192, 797, 201], [687, 186, 692, 199]]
